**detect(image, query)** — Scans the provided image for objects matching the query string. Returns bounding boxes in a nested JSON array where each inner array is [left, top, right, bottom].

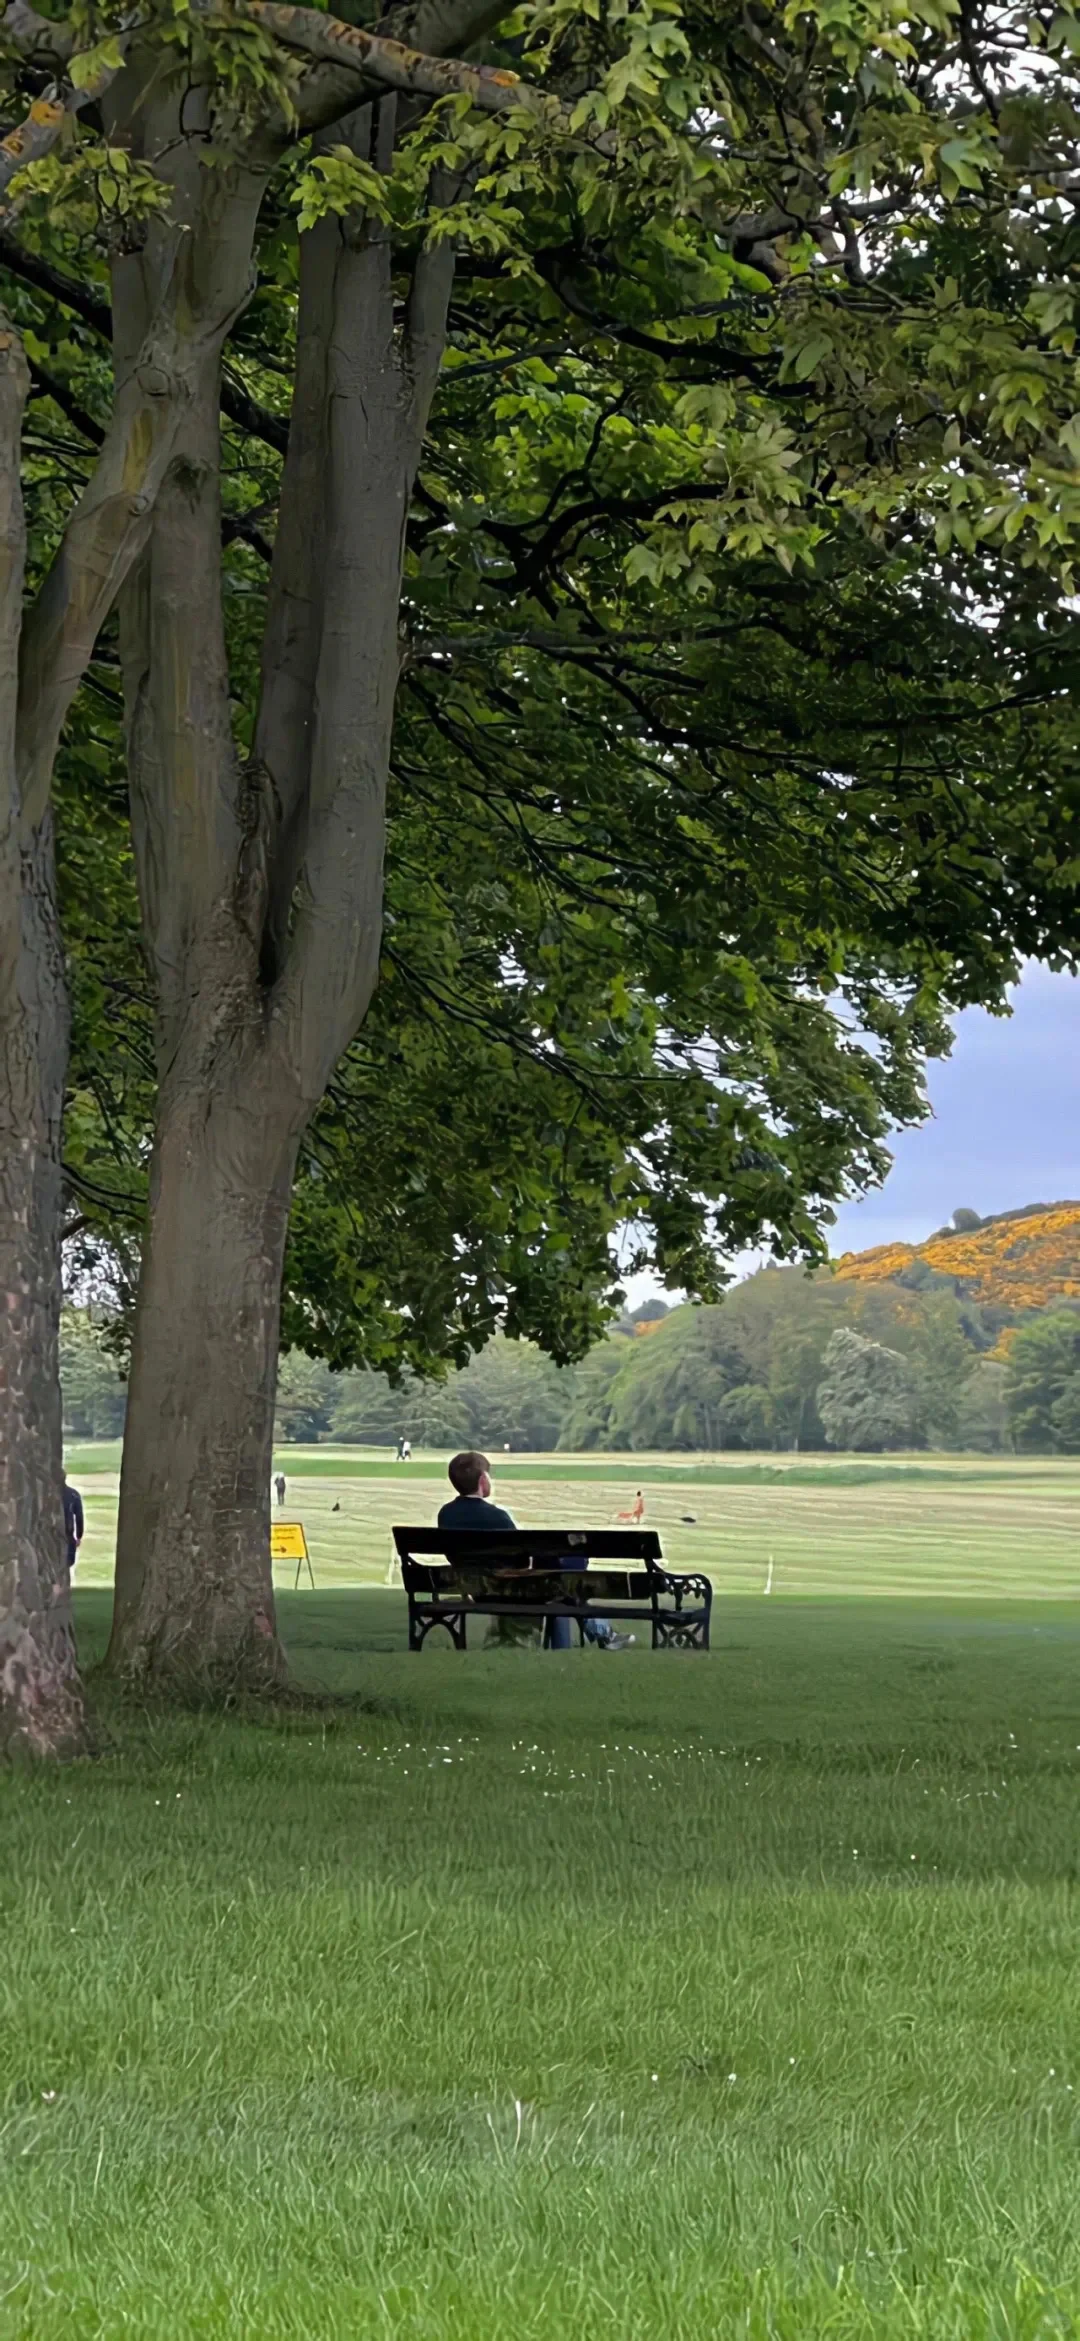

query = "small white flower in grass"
[[41, 2091, 56, 2104], [651, 2073, 659, 2083], [727, 2073, 737, 2084]]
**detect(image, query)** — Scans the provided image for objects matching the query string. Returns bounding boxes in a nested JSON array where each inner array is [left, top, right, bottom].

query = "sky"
[[622, 963, 1078, 1302], [829, 963, 1079, 1256]]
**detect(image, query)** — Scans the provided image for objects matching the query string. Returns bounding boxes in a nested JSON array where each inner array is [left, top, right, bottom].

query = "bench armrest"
[[653, 1567, 712, 1610]]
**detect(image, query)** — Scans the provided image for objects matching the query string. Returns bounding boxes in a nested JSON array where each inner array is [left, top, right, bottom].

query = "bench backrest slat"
[[393, 1526, 663, 1569]]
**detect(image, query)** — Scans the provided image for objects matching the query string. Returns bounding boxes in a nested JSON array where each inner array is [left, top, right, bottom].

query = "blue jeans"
[[544, 1616, 617, 1649]]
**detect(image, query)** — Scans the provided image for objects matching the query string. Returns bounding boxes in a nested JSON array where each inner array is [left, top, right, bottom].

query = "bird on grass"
[[680, 1514, 697, 1525], [332, 1500, 341, 1512]]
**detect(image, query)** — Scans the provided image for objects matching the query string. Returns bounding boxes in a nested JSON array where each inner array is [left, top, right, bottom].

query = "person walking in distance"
[[55, 1471, 84, 1610], [615, 1489, 645, 1525], [274, 1472, 286, 1507]]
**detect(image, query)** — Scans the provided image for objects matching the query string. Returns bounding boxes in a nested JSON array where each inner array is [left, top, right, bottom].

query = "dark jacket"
[[437, 1493, 516, 1533], [62, 1482, 84, 1568]]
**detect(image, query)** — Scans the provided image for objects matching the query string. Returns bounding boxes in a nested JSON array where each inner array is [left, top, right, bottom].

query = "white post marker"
[[764, 1554, 774, 1595], [271, 1521, 314, 1590]]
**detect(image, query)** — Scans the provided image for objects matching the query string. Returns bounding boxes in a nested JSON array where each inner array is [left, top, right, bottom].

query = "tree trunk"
[[109, 1055, 304, 1689], [0, 72, 278, 1736], [102, 82, 292, 1690], [110, 104, 455, 1691], [0, 821, 86, 1757], [0, 325, 85, 1757]]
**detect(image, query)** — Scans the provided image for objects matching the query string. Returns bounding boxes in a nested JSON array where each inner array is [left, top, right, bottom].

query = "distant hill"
[[835, 1202, 1080, 1312]]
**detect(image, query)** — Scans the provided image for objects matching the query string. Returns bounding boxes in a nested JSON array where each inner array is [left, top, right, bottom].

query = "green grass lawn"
[[2, 1590, 1079, 2338], [65, 1447, 1080, 1602]]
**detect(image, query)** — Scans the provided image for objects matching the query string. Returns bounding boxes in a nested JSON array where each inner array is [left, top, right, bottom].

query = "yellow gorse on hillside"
[[836, 1204, 1080, 1312]]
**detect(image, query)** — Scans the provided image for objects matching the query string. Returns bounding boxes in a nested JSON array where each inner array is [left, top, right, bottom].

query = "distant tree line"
[[60, 1313, 128, 1441], [63, 1273, 1080, 1456]]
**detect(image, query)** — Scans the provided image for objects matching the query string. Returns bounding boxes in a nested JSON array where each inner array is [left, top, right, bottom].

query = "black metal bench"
[[392, 1527, 712, 1651]]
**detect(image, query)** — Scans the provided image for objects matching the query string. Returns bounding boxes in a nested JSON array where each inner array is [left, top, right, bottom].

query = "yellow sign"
[[271, 1523, 309, 1562]]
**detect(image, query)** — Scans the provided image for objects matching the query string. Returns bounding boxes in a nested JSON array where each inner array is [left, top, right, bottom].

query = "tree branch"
[[221, 361, 289, 453], [0, 2, 74, 64], [376, 0, 513, 51], [403, 212, 456, 423], [0, 225, 111, 331], [0, 40, 126, 212], [238, 0, 597, 143], [16, 218, 256, 837], [16, 334, 194, 835], [0, 311, 29, 841], [268, 152, 456, 1087], [0, 225, 292, 455], [28, 355, 104, 445], [245, 0, 520, 105], [287, 0, 514, 131]]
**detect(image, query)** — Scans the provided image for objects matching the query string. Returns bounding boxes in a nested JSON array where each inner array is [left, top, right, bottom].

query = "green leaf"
[[790, 333, 833, 381], [68, 35, 126, 90]]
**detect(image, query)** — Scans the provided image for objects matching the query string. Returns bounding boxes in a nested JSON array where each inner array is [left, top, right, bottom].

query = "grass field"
[[2, 1593, 1079, 2337], [6, 1454, 1078, 2336], [64, 1445, 1080, 1603]]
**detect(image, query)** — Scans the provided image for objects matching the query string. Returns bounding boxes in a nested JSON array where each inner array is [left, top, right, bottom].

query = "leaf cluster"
[[5, 0, 1080, 1376]]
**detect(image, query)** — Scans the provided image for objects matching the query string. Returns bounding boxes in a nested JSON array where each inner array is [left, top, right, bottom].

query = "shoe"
[[601, 1631, 636, 1650]]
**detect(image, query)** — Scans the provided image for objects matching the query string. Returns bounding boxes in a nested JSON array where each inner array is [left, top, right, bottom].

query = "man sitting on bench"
[[437, 1452, 633, 1648]]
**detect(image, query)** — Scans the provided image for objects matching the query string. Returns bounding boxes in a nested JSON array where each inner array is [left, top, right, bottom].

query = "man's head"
[[447, 1450, 491, 1500]]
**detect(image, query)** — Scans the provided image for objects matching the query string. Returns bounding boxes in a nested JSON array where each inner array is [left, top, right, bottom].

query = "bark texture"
[[0, 63, 276, 1732], [0, 234, 213, 1747], [0, 323, 84, 1758], [110, 90, 455, 1689], [0, 826, 82, 1757], [102, 78, 289, 1688], [110, 1081, 303, 1687]]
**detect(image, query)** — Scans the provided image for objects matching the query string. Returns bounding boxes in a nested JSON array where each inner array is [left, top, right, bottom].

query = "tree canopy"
[[817, 1326, 919, 1451], [6, 0, 1080, 1723], [1004, 1308, 1080, 1451]]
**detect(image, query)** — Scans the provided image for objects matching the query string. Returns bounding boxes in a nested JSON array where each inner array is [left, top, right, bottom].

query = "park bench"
[[392, 1526, 712, 1652]]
